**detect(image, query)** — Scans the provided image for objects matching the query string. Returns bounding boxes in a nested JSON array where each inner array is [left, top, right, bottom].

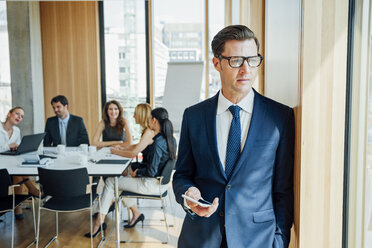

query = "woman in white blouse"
[[0, 107, 40, 219]]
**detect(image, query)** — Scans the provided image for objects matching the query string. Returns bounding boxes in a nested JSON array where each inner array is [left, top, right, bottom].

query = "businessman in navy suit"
[[44, 95, 89, 147], [173, 25, 294, 248]]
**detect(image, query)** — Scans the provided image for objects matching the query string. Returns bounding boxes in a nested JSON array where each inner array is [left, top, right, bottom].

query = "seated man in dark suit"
[[44, 95, 89, 147]]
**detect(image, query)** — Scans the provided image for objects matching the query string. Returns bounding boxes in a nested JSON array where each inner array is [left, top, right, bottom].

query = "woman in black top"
[[86, 108, 176, 237], [92, 100, 132, 148]]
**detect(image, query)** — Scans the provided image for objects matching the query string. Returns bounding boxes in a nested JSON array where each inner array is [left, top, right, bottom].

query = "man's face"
[[213, 39, 259, 101], [52, 102, 68, 119]]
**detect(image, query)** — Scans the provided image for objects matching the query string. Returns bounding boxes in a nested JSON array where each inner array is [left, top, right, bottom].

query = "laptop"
[[0, 132, 46, 155]]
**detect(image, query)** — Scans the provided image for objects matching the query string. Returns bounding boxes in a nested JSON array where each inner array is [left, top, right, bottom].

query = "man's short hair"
[[211, 25, 260, 58], [51, 95, 68, 106]]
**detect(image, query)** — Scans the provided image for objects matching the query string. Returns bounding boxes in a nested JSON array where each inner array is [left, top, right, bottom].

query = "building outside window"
[[208, 0, 225, 97], [0, 2, 11, 121], [153, 0, 205, 108], [103, 0, 146, 141]]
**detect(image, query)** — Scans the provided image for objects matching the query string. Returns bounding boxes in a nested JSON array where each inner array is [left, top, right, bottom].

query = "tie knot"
[[228, 105, 241, 118]]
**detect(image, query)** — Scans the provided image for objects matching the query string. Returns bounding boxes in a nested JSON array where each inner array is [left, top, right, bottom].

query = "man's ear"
[[212, 57, 222, 72]]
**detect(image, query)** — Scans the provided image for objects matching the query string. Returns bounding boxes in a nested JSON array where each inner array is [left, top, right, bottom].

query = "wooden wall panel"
[[238, 0, 265, 94], [40, 1, 101, 143], [299, 0, 348, 247]]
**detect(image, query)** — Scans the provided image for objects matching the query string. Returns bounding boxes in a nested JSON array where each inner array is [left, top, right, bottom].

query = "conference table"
[[0, 147, 131, 248]]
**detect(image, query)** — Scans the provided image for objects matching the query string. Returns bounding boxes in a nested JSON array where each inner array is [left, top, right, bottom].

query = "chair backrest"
[[159, 159, 176, 185], [38, 167, 89, 198], [0, 169, 12, 197]]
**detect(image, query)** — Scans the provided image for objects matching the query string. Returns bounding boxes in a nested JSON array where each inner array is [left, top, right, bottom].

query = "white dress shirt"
[[0, 123, 21, 152], [217, 89, 254, 170]]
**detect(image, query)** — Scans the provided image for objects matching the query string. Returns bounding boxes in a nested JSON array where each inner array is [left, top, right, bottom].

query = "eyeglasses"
[[218, 54, 263, 68]]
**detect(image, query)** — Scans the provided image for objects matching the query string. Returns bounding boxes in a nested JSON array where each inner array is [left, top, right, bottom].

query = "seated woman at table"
[[0, 106, 40, 219], [109, 103, 153, 159], [91, 100, 132, 148], [85, 107, 177, 237], [91, 103, 153, 215]]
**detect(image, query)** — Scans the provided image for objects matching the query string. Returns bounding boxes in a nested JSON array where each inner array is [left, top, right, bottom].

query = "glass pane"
[[103, 0, 146, 141], [0, 2, 12, 120], [153, 0, 205, 108], [367, 4, 372, 246], [208, 0, 224, 97]]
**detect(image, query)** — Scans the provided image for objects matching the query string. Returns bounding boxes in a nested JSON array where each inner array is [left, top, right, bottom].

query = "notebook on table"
[[96, 159, 129, 165]]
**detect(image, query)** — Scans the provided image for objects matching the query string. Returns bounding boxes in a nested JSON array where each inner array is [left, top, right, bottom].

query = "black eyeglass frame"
[[218, 54, 264, 68]]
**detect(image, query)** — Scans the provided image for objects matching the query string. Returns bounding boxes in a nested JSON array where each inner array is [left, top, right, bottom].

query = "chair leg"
[[98, 195, 105, 248], [24, 197, 38, 248], [167, 193, 175, 227], [11, 209, 15, 248], [44, 212, 58, 247], [160, 197, 169, 244], [56, 212, 58, 238], [90, 194, 93, 248], [36, 199, 41, 248], [32, 197, 36, 237]]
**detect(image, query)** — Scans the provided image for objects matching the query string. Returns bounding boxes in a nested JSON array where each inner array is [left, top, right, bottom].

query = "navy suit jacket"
[[43, 114, 90, 147], [173, 90, 294, 248]]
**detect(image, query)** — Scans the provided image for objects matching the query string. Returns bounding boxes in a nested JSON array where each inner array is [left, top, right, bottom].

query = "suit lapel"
[[205, 92, 227, 181], [66, 116, 72, 145], [229, 89, 267, 181]]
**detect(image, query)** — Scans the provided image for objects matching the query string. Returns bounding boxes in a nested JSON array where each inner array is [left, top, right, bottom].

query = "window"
[[208, 0, 225, 97], [102, 0, 226, 140], [0, 2, 11, 121], [103, 0, 147, 141], [119, 52, 126, 59], [153, 0, 205, 107]]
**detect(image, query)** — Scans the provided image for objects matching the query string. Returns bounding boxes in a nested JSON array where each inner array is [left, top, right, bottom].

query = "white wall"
[[265, 0, 300, 108]]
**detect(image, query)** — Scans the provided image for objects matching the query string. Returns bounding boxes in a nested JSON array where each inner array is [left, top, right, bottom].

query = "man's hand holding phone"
[[184, 186, 219, 217]]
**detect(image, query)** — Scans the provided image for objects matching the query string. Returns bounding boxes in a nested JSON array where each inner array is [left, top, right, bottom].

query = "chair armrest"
[[86, 182, 97, 194], [156, 176, 163, 184], [8, 178, 30, 195]]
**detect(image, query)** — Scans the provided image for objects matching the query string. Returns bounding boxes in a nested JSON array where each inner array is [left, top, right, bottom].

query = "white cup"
[[88, 146, 97, 156], [80, 144, 88, 154], [57, 144, 65, 154]]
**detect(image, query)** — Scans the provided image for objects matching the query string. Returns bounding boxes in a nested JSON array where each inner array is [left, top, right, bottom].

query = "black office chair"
[[0, 169, 36, 248], [36, 167, 104, 248], [119, 159, 176, 244]]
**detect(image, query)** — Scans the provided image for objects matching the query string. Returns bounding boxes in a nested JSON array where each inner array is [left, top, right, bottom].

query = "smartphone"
[[182, 194, 212, 207]]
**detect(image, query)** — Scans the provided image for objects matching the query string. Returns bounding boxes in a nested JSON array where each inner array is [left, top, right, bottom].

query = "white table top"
[[0, 147, 131, 176]]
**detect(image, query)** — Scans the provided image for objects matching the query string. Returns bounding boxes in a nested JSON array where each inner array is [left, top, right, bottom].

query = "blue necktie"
[[60, 121, 66, 145], [225, 105, 241, 179]]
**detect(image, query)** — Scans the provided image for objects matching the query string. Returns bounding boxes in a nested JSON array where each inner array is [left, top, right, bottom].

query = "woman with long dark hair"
[[85, 107, 176, 237], [92, 100, 132, 147]]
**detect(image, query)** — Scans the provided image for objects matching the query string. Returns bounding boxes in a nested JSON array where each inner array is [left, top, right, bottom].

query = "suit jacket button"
[[226, 185, 231, 190], [219, 211, 224, 216]]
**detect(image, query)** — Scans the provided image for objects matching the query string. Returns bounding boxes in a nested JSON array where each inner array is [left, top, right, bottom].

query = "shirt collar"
[[58, 113, 70, 125], [0, 123, 6, 134], [217, 88, 255, 115], [153, 133, 162, 140]]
